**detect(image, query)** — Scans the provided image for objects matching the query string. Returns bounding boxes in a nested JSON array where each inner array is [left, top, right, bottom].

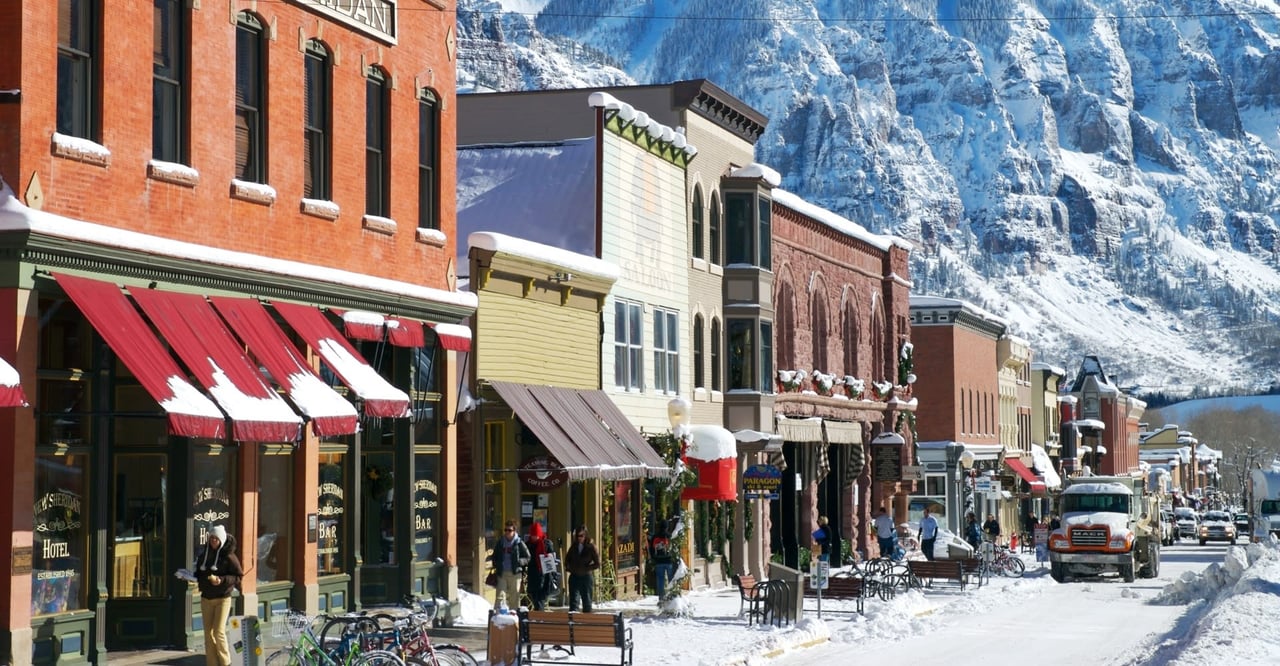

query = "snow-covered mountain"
[[455, 0, 1280, 396]]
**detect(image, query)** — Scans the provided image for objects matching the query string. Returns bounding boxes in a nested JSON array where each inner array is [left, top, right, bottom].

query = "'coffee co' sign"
[[517, 456, 569, 491]]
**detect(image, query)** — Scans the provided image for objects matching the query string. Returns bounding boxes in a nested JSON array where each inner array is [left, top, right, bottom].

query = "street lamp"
[[960, 449, 976, 521]]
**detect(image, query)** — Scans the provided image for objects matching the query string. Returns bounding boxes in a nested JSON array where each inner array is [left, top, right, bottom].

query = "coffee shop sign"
[[290, 0, 397, 44]]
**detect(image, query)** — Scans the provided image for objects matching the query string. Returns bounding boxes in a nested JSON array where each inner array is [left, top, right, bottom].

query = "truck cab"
[[1048, 477, 1159, 583], [1250, 468, 1280, 541]]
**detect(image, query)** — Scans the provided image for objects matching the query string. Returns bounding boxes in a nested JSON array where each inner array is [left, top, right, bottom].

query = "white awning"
[[776, 415, 823, 442]]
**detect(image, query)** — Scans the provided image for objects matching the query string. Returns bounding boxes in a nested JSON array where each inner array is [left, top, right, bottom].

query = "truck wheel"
[[1199, 539, 1206, 546], [1050, 562, 1065, 583], [1121, 562, 1135, 583], [1141, 544, 1160, 578]]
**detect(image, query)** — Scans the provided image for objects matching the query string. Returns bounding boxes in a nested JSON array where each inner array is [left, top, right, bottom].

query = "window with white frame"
[[613, 301, 643, 390], [653, 309, 679, 393]]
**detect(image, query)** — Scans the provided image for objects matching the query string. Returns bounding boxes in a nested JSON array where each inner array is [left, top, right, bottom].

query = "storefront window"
[[33, 453, 87, 615], [614, 481, 638, 569], [112, 453, 167, 599], [364, 451, 396, 565], [414, 453, 440, 561], [192, 444, 236, 559], [257, 448, 293, 582], [317, 451, 346, 575]]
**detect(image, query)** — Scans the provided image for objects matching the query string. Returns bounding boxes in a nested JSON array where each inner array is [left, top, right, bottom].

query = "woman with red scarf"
[[525, 522, 559, 610]]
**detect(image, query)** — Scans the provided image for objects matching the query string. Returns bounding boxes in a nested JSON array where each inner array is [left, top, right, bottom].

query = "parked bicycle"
[[266, 611, 405, 666], [979, 541, 1026, 578], [363, 596, 479, 666]]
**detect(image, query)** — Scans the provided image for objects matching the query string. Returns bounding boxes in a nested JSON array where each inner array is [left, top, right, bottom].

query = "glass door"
[[105, 450, 170, 649]]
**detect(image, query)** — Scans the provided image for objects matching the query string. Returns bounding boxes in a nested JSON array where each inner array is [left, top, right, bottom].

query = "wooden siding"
[[476, 289, 599, 388], [599, 132, 691, 432]]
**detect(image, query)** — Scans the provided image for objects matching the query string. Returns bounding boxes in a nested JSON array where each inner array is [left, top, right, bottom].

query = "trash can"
[[487, 610, 520, 666]]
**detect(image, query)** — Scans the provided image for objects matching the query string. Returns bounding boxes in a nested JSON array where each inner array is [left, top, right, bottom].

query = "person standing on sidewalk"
[[564, 526, 600, 612], [195, 525, 242, 666], [649, 529, 676, 603], [918, 508, 940, 561], [873, 507, 896, 559], [491, 520, 530, 609]]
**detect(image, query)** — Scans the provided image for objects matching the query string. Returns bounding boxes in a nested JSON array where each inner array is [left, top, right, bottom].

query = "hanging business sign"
[[743, 464, 783, 500], [517, 455, 569, 491], [288, 0, 398, 44]]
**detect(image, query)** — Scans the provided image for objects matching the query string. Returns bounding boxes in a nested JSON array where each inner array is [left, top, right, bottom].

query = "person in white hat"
[[195, 525, 242, 666]]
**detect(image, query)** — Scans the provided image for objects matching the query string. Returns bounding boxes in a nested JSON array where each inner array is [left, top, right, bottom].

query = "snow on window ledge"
[[415, 227, 446, 247], [301, 198, 340, 221], [51, 132, 111, 167], [362, 214, 397, 235], [693, 386, 708, 401], [147, 159, 199, 188], [709, 263, 724, 277], [229, 179, 277, 207], [691, 256, 708, 271], [710, 390, 724, 403]]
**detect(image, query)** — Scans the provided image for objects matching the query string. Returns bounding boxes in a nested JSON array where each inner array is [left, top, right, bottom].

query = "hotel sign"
[[290, 0, 398, 44]]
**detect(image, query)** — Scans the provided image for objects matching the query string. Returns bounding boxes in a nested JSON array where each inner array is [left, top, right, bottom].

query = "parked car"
[[1199, 510, 1238, 545], [1234, 512, 1252, 536], [1174, 507, 1199, 540]]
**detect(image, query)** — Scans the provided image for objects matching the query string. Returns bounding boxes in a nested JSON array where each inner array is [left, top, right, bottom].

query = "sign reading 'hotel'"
[[290, 0, 398, 44]]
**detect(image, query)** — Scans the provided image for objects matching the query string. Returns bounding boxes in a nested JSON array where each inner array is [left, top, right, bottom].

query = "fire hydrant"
[[1010, 533, 1019, 551]]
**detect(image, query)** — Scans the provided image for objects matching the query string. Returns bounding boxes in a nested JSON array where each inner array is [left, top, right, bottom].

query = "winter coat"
[[195, 535, 243, 600], [528, 523, 557, 575], [650, 536, 676, 565], [564, 538, 600, 576], [983, 519, 1001, 540], [491, 533, 531, 575]]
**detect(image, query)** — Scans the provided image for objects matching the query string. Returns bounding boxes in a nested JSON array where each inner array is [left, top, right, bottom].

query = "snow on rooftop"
[[771, 188, 910, 253], [729, 163, 782, 187], [469, 231, 620, 282], [588, 91, 698, 157]]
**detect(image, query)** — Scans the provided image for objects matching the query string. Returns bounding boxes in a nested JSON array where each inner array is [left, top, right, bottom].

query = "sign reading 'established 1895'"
[[289, 0, 397, 44]]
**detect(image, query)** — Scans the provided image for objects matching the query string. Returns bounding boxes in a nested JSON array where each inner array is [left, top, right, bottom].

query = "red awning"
[[386, 316, 425, 347], [1004, 457, 1047, 495], [53, 274, 226, 439], [129, 288, 302, 443], [333, 309, 385, 341], [0, 356, 28, 407], [272, 301, 411, 418], [429, 322, 472, 352], [210, 297, 360, 437]]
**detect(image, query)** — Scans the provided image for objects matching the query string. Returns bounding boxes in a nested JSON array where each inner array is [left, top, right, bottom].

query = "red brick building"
[[1062, 355, 1145, 478], [0, 1, 470, 662], [770, 191, 912, 563]]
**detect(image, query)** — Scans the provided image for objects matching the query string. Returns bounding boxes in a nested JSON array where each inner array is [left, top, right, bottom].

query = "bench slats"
[[518, 609, 633, 666]]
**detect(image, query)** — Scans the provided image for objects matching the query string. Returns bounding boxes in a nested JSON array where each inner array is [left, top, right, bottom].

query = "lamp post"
[[961, 449, 976, 524], [661, 397, 692, 615]]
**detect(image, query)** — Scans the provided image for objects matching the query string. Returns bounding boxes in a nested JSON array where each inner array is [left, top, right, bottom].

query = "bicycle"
[[979, 542, 1026, 578], [267, 611, 406, 666], [364, 596, 478, 666]]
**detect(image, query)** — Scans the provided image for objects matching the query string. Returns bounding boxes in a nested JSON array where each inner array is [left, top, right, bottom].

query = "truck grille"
[[1070, 528, 1108, 546]]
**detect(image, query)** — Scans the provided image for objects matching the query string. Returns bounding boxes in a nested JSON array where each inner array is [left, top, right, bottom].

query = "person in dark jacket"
[[490, 520, 530, 609], [563, 526, 600, 612], [964, 512, 983, 550], [983, 514, 1002, 545], [649, 529, 677, 602], [525, 522, 558, 610], [195, 525, 243, 666]]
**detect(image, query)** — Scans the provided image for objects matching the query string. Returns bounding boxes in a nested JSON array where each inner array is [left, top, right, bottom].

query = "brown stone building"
[[0, 1, 469, 663], [770, 192, 913, 563]]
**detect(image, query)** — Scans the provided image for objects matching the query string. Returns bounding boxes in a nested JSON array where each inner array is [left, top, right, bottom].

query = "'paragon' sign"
[[290, 0, 397, 44]]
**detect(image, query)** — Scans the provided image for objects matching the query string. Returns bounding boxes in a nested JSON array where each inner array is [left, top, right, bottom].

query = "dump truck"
[[1048, 475, 1160, 583], [1250, 468, 1280, 541]]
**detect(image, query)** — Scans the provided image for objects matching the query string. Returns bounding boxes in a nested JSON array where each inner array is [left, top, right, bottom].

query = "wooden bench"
[[518, 609, 633, 666], [957, 557, 986, 588], [906, 559, 968, 591], [802, 574, 866, 614], [733, 574, 763, 619]]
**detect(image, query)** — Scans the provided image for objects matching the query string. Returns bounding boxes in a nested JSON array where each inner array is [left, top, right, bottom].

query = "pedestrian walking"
[[964, 512, 982, 550], [564, 526, 600, 612], [525, 522, 557, 610], [490, 520, 530, 609], [649, 529, 676, 603], [874, 507, 896, 559], [918, 508, 940, 561], [983, 513, 1002, 545], [812, 515, 834, 561], [195, 525, 242, 666]]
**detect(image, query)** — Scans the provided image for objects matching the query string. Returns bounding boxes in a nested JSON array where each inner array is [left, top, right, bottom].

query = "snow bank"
[[1151, 540, 1278, 605]]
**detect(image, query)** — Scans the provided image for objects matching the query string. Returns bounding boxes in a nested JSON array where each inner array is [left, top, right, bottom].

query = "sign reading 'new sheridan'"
[[290, 0, 398, 44]]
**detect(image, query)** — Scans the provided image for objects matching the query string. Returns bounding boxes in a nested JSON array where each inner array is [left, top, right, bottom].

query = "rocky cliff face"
[[457, 0, 1280, 392]]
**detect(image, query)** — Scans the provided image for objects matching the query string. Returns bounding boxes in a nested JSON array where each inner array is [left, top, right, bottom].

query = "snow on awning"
[[1030, 444, 1062, 490], [687, 425, 736, 461], [429, 322, 472, 352], [273, 301, 411, 418], [130, 287, 302, 443], [210, 296, 359, 437], [776, 414, 823, 442], [386, 316, 425, 347], [336, 309, 385, 341], [0, 355, 27, 407], [53, 273, 226, 439]]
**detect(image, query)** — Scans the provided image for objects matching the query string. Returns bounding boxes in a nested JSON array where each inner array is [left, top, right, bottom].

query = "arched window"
[[235, 12, 267, 183], [709, 194, 722, 265], [303, 41, 332, 200], [366, 67, 391, 217], [842, 300, 860, 379], [710, 317, 722, 391], [418, 89, 440, 229], [811, 292, 828, 372], [691, 187, 704, 260], [693, 314, 705, 389]]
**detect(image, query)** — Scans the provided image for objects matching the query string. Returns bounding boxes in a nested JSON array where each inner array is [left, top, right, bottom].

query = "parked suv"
[[1199, 510, 1237, 545], [1174, 507, 1199, 540], [1234, 512, 1251, 536]]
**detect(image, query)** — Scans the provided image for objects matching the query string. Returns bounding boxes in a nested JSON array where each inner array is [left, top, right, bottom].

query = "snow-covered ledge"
[[51, 132, 111, 168], [301, 198, 340, 221], [415, 227, 446, 247], [229, 179, 277, 207], [362, 214, 397, 235], [147, 159, 199, 188]]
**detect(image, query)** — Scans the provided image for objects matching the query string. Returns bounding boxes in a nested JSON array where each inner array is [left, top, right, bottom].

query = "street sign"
[[902, 465, 925, 481], [810, 559, 829, 590], [975, 478, 996, 493]]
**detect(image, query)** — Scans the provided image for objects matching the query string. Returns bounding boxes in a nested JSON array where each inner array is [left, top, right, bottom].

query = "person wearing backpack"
[[491, 520, 531, 608]]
